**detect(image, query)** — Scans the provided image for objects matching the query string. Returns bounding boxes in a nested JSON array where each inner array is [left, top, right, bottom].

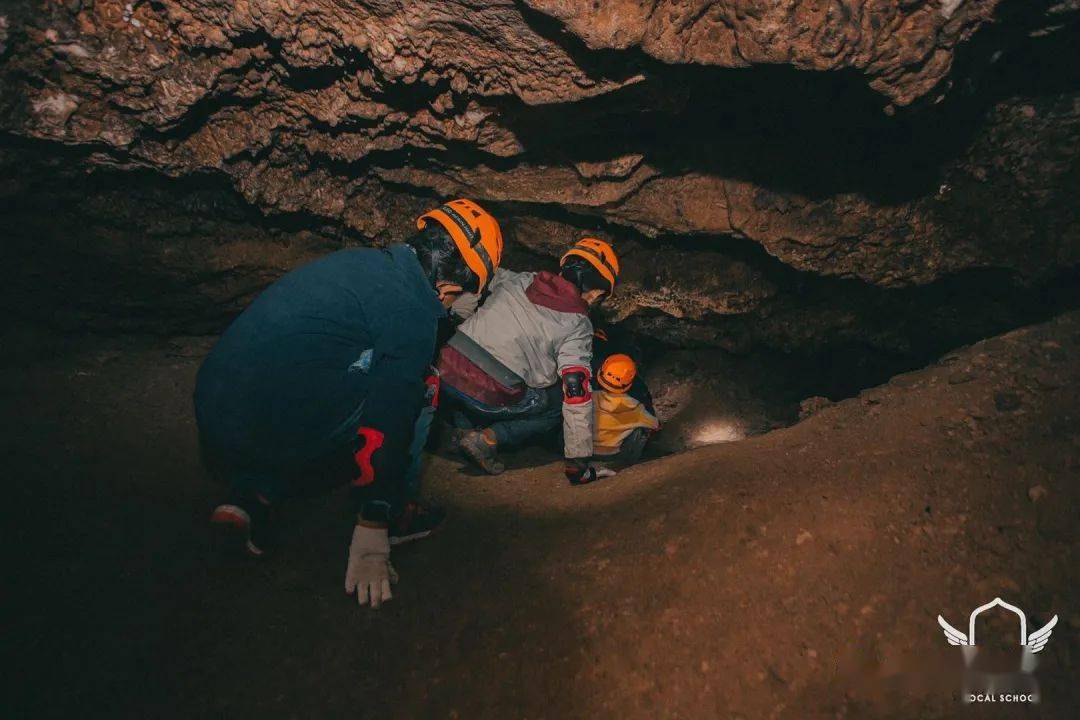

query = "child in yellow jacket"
[[592, 354, 659, 467]]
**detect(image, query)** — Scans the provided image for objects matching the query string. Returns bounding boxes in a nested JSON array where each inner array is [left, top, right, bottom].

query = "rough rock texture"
[[523, 0, 1000, 106], [0, 0, 1078, 353]]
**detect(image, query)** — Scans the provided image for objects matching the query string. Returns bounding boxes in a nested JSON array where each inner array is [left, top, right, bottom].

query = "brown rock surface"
[[523, 0, 1000, 106], [0, 0, 1077, 350], [5, 298, 1078, 719]]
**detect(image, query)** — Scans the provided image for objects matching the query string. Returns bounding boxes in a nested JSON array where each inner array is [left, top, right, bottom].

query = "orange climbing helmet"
[[597, 353, 636, 394], [417, 198, 504, 292], [560, 238, 619, 295]]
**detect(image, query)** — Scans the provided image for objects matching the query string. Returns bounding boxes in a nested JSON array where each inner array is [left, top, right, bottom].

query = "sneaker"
[[389, 501, 447, 546], [458, 429, 505, 475], [210, 490, 274, 557]]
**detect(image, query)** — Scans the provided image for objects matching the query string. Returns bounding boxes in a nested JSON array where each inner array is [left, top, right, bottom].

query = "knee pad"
[[561, 366, 592, 405]]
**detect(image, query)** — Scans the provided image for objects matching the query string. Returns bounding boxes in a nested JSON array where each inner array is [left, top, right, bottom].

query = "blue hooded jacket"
[[195, 245, 445, 495]]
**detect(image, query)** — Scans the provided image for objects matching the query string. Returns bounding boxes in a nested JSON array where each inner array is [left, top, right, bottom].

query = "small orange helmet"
[[416, 198, 504, 292], [560, 238, 619, 295], [597, 354, 636, 393]]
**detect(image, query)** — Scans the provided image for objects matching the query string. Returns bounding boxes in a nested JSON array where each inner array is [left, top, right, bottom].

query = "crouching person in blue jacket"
[[194, 199, 503, 608]]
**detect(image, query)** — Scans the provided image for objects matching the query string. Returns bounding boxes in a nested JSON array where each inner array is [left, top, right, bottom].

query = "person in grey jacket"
[[437, 238, 621, 484]]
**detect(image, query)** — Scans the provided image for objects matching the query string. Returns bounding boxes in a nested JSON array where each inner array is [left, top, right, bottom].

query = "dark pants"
[[201, 432, 359, 503], [444, 383, 563, 448], [593, 427, 650, 468], [201, 407, 433, 518]]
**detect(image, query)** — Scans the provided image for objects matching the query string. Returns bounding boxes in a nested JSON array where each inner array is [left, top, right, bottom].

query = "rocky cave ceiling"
[[0, 0, 1078, 361]]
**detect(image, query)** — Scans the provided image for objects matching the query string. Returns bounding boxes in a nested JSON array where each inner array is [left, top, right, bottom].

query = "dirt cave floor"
[[4, 313, 1079, 719]]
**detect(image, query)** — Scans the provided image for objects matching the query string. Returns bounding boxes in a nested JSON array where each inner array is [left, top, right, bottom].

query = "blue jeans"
[[444, 383, 563, 448], [402, 404, 435, 501]]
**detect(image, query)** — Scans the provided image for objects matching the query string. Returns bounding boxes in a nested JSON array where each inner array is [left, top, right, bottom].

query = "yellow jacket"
[[593, 390, 660, 456]]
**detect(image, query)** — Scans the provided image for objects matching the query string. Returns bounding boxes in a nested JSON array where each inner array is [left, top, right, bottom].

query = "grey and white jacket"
[[456, 268, 595, 458]]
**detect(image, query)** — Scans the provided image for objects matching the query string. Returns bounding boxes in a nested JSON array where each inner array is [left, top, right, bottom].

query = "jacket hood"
[[524, 271, 588, 315], [389, 244, 448, 320]]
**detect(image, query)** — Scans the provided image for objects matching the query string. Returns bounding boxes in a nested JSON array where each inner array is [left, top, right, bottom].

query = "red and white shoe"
[[211, 491, 273, 557]]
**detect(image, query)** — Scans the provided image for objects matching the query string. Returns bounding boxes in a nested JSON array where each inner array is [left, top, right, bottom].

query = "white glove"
[[345, 524, 399, 608], [596, 466, 618, 479]]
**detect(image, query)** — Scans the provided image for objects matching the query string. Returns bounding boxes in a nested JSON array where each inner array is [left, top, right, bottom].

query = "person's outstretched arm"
[[557, 320, 606, 484], [345, 305, 438, 609]]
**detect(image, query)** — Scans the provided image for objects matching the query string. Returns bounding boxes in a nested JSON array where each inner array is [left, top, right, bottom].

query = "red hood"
[[525, 271, 588, 314]]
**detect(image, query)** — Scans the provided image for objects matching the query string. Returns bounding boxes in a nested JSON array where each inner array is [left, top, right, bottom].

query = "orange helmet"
[[416, 198, 504, 292], [597, 353, 636, 393], [560, 238, 619, 295]]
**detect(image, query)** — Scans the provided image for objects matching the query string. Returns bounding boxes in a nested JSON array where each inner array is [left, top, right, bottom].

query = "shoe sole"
[[210, 504, 264, 557], [389, 529, 433, 546]]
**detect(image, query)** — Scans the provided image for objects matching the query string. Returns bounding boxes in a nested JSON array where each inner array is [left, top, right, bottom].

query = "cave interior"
[[2, 0, 1078, 717]]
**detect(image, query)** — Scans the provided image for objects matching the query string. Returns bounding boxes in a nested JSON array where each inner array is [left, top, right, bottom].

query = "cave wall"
[[0, 0, 1077, 359]]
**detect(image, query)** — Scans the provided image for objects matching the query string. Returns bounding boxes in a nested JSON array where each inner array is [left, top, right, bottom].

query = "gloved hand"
[[345, 523, 399, 608], [564, 459, 617, 485]]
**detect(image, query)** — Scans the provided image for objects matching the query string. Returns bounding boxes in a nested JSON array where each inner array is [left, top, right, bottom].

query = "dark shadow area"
[[0, 135, 360, 334], [625, 263, 1080, 402], [0, 332, 586, 718]]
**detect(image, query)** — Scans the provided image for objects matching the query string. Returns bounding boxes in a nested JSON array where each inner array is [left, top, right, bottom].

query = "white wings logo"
[[937, 597, 1058, 654]]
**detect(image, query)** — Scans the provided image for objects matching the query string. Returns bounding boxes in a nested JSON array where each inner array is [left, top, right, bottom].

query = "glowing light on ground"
[[690, 420, 744, 445]]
